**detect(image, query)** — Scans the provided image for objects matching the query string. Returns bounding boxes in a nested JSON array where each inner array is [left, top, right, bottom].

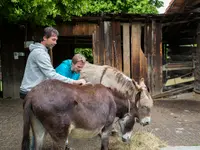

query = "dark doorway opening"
[[53, 36, 92, 68]]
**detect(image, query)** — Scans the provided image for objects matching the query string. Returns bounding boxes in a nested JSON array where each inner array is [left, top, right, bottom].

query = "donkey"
[[21, 79, 144, 150], [80, 62, 153, 138]]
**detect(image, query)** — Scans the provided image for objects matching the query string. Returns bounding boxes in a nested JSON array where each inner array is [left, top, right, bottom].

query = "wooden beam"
[[122, 23, 130, 77], [163, 17, 200, 26], [153, 85, 193, 99]]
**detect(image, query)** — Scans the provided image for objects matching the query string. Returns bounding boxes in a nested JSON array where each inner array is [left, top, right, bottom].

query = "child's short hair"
[[72, 54, 86, 64]]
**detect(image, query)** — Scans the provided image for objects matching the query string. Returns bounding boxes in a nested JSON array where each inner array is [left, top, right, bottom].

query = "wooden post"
[[155, 22, 163, 94], [49, 48, 53, 65], [151, 20, 157, 94], [194, 23, 200, 93], [145, 23, 152, 90], [131, 23, 141, 82], [123, 23, 131, 77], [148, 20, 163, 95]]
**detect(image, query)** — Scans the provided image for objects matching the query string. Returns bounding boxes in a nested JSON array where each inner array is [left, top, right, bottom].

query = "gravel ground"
[[1, 98, 200, 150]]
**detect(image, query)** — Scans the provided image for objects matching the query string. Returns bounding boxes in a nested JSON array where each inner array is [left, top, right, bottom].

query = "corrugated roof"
[[165, 0, 200, 14], [165, 0, 184, 14]]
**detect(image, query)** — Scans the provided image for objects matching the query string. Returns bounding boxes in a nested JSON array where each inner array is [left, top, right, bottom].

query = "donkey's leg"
[[50, 134, 67, 150], [100, 124, 113, 150], [100, 102, 116, 150], [31, 112, 46, 150], [47, 125, 69, 150], [100, 114, 115, 150]]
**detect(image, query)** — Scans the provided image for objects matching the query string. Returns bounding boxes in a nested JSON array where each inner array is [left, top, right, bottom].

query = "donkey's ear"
[[74, 100, 79, 106], [132, 79, 142, 91], [139, 78, 145, 84]]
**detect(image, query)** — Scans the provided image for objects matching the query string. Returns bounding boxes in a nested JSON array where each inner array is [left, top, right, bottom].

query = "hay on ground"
[[109, 131, 167, 150]]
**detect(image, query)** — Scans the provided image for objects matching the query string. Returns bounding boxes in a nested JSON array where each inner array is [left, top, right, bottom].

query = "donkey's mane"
[[81, 62, 138, 101], [101, 66, 138, 100]]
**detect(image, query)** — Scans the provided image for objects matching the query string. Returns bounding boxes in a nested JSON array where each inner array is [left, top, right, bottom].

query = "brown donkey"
[[21, 79, 130, 150]]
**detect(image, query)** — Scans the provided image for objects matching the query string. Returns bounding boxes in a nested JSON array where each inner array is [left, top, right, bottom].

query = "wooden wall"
[[1, 24, 26, 98], [0, 20, 163, 98], [92, 21, 163, 95]]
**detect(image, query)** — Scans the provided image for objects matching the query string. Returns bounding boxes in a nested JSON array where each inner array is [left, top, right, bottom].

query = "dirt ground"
[[1, 97, 200, 150]]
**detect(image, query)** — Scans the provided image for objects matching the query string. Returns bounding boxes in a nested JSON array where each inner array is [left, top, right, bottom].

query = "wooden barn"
[[0, 14, 163, 98], [4, 5, 200, 99], [157, 0, 200, 99]]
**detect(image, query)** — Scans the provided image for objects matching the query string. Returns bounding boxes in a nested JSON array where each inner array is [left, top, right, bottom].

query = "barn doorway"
[[52, 35, 93, 68]]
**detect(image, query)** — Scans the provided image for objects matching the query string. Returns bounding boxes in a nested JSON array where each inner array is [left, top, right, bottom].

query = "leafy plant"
[[0, 0, 164, 26], [75, 48, 93, 63]]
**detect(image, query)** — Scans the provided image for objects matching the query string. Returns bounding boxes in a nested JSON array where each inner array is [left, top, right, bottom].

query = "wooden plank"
[[56, 24, 97, 36], [140, 49, 147, 80], [112, 22, 122, 71], [55, 24, 73, 36], [122, 23, 130, 77], [165, 76, 194, 87], [153, 85, 193, 99], [104, 21, 112, 66], [92, 26, 100, 64], [99, 21, 105, 65], [150, 20, 157, 94], [146, 21, 162, 95], [1, 24, 26, 98], [131, 23, 141, 82]]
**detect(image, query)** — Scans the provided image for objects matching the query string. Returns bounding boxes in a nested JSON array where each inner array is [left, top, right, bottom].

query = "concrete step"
[[161, 146, 200, 150]]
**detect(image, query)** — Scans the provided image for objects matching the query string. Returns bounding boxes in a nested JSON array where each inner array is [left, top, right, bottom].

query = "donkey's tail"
[[21, 98, 32, 150]]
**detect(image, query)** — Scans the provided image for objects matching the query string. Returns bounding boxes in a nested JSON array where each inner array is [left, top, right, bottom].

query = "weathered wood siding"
[[1, 19, 163, 98], [1, 24, 26, 98]]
